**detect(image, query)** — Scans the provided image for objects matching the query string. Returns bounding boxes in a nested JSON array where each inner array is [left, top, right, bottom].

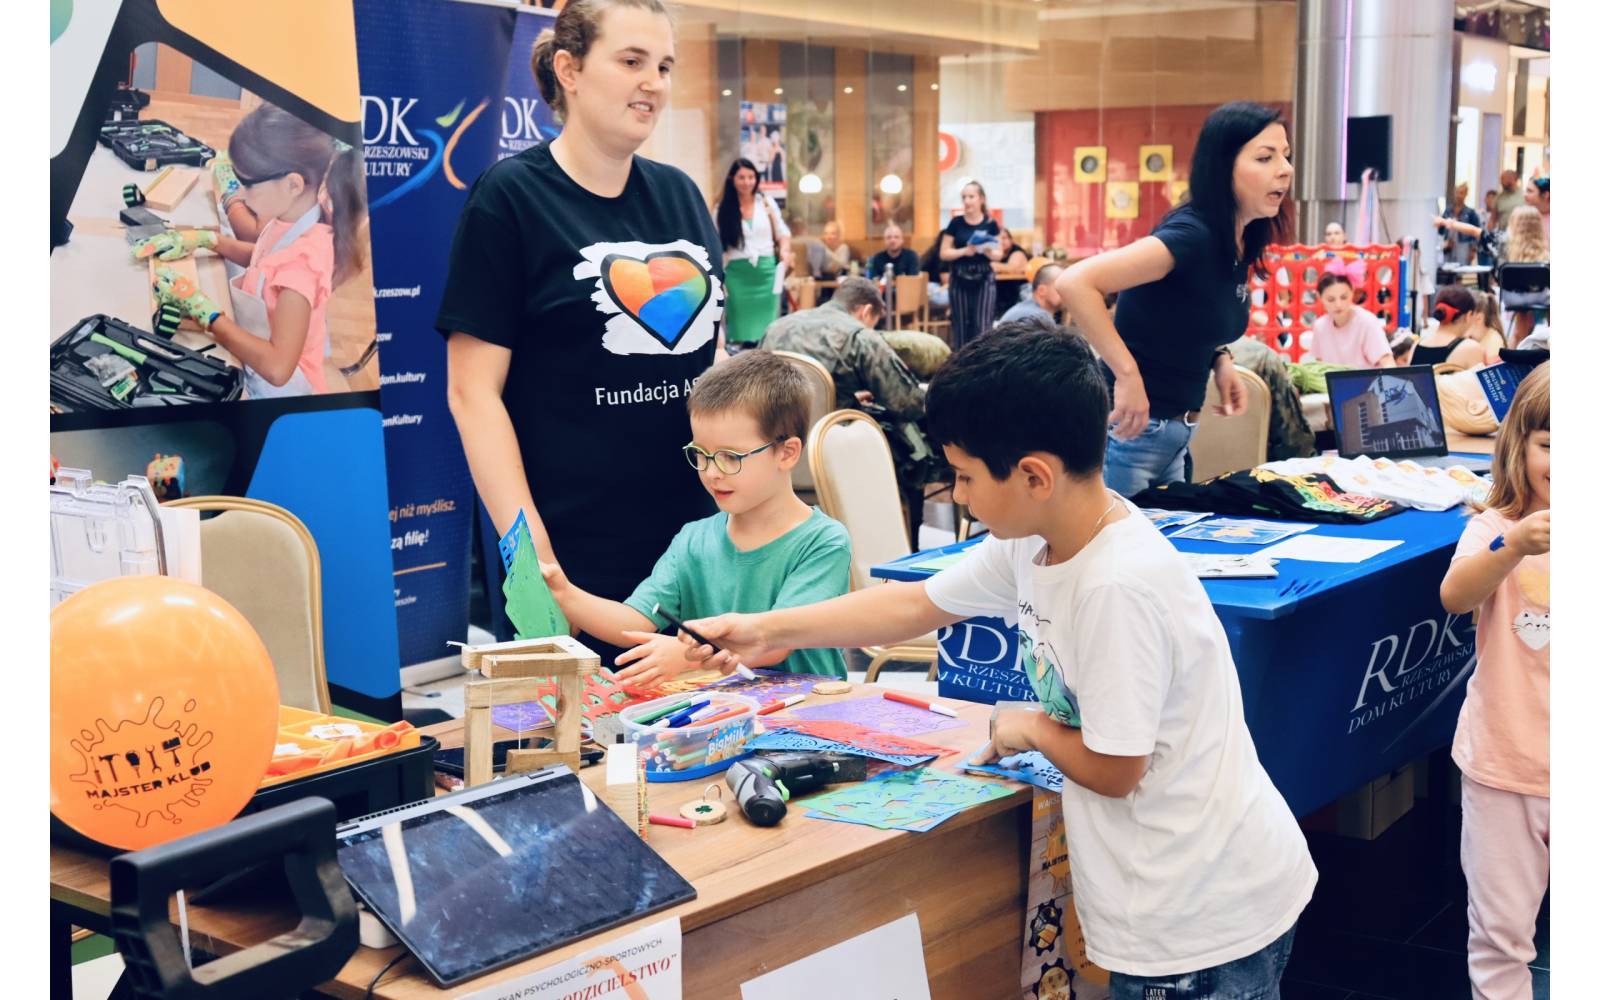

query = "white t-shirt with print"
[[925, 500, 1317, 977]]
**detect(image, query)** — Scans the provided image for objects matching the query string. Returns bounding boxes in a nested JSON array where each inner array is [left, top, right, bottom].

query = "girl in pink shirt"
[[1439, 362, 1550, 1000], [144, 103, 366, 397], [1308, 272, 1394, 369]]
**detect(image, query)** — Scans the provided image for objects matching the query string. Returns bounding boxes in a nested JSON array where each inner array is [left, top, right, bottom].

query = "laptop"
[[1325, 365, 1491, 474], [335, 767, 696, 987]]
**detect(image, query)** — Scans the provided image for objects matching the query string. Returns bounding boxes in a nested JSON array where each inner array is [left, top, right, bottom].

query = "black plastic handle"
[[109, 796, 358, 999]]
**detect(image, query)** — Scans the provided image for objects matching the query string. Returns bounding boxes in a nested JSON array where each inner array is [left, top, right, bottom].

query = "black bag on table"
[[1132, 469, 1406, 525]]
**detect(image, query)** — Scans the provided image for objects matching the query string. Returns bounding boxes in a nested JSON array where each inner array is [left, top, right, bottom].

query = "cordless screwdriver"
[[725, 751, 866, 826]]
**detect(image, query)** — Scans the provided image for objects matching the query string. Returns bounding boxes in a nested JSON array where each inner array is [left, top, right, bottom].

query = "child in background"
[[1308, 272, 1394, 369], [680, 321, 1316, 995], [1472, 290, 1507, 365], [137, 103, 366, 397], [1439, 362, 1550, 1000], [545, 351, 852, 685]]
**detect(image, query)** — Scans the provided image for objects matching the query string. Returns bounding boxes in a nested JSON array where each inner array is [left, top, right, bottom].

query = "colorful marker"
[[658, 699, 709, 729], [634, 699, 692, 726], [649, 813, 695, 829], [757, 694, 806, 716], [692, 706, 749, 727], [883, 690, 960, 718]]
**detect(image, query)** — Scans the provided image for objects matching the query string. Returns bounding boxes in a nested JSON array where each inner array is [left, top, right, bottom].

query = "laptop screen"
[[1326, 365, 1448, 460], [336, 768, 696, 987]]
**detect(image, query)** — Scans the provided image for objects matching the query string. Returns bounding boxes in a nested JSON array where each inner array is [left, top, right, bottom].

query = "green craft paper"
[[501, 516, 570, 640], [909, 550, 972, 573], [803, 766, 1008, 832]]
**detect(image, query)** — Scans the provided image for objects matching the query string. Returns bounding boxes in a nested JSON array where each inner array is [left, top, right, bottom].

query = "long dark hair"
[[229, 103, 367, 284], [715, 158, 759, 252], [1184, 101, 1293, 275]]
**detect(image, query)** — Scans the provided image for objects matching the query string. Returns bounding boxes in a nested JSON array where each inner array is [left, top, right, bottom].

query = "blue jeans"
[[1110, 925, 1297, 1000], [1103, 416, 1196, 496]]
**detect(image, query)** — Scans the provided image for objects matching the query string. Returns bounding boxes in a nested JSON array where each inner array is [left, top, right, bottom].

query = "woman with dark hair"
[[1408, 284, 1485, 369], [436, 0, 723, 664], [1056, 101, 1294, 495], [939, 179, 1005, 348], [990, 227, 1031, 314], [716, 157, 792, 346]]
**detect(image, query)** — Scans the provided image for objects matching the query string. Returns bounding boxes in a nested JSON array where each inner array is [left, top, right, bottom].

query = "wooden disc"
[[681, 799, 727, 825], [813, 680, 853, 696]]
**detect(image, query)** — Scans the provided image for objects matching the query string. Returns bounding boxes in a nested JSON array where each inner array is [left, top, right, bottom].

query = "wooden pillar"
[[912, 55, 941, 243], [835, 48, 867, 240]]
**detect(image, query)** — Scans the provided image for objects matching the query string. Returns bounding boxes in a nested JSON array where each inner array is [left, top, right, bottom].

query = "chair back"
[[809, 410, 910, 589], [164, 496, 332, 713], [1188, 367, 1272, 480], [771, 351, 836, 494], [794, 277, 818, 310], [791, 237, 815, 278], [893, 274, 928, 329]]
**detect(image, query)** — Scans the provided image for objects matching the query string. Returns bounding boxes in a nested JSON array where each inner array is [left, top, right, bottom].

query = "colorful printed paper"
[[703, 669, 838, 703], [960, 750, 1064, 793], [500, 511, 569, 640], [1023, 794, 1110, 999], [789, 697, 967, 738], [746, 731, 937, 768], [802, 767, 1010, 833], [1169, 517, 1316, 546], [490, 671, 663, 732], [762, 719, 956, 760], [1140, 508, 1210, 532]]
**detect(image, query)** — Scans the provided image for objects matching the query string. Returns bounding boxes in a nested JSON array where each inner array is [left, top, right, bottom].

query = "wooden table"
[[50, 683, 1033, 998]]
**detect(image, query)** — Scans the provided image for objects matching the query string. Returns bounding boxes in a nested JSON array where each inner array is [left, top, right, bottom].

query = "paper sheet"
[[741, 914, 930, 1000], [772, 260, 788, 295], [1255, 534, 1403, 564], [1170, 518, 1316, 546], [909, 550, 971, 572]]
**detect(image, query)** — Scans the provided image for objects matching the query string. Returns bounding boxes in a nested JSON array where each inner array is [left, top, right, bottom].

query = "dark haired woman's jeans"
[[1109, 925, 1296, 1000], [1103, 417, 1196, 496]]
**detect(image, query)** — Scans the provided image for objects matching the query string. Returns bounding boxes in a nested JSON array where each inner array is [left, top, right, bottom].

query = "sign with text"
[[462, 916, 682, 1000]]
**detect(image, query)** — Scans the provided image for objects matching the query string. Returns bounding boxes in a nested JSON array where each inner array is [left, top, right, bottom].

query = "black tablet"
[[335, 767, 694, 987]]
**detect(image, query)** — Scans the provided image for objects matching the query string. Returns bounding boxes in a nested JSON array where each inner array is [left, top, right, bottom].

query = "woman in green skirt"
[[715, 157, 793, 347]]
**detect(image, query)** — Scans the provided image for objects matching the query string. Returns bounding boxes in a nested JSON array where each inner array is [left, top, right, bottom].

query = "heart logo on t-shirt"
[[1513, 609, 1551, 651], [600, 251, 712, 349]]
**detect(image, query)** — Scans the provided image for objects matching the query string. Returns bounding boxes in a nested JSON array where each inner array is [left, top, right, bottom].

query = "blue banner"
[[354, 0, 535, 666], [501, 9, 563, 160]]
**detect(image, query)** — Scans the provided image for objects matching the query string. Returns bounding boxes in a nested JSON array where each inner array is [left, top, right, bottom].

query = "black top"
[[1111, 205, 1250, 417], [941, 215, 1001, 284], [1409, 336, 1465, 367], [436, 142, 720, 598], [866, 248, 921, 280]]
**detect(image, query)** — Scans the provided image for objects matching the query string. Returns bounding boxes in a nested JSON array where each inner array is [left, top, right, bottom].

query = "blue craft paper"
[[498, 509, 530, 575], [960, 750, 1065, 793], [746, 731, 937, 768], [1477, 362, 1536, 423]]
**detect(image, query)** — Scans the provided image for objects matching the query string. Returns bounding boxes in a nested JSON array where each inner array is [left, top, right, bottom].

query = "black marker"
[[651, 603, 758, 680]]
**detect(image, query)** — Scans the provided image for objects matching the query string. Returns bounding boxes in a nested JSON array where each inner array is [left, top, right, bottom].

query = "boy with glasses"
[[542, 350, 852, 684]]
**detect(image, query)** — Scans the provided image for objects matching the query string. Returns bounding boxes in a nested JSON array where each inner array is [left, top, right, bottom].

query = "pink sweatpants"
[[1460, 773, 1550, 1000]]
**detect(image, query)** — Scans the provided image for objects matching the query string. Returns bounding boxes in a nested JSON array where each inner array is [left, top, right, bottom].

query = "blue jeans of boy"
[[1102, 416, 1196, 497], [1109, 925, 1297, 1000]]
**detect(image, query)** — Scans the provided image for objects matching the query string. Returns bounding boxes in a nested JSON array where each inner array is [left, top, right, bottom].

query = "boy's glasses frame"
[[682, 440, 781, 475]]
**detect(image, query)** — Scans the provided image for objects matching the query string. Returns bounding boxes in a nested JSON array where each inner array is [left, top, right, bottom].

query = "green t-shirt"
[[624, 508, 852, 678]]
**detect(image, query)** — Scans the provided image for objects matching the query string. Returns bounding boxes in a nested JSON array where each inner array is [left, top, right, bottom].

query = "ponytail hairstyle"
[[532, 0, 672, 123], [229, 103, 368, 284], [1475, 290, 1505, 338], [961, 180, 989, 219], [1184, 101, 1295, 276], [716, 158, 759, 252], [1430, 284, 1475, 327]]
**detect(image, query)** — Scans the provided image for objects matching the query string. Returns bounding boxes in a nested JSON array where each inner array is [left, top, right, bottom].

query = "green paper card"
[[501, 513, 570, 640]]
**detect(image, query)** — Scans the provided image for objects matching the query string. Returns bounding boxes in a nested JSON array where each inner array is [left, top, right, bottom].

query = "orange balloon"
[[51, 576, 280, 850]]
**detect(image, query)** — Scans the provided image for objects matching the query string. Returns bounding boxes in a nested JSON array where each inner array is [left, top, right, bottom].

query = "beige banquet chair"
[[808, 410, 939, 682], [1188, 366, 1272, 481], [771, 351, 836, 502], [164, 496, 332, 713]]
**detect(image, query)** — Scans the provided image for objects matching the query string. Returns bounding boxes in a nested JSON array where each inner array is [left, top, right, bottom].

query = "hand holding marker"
[[652, 603, 758, 680]]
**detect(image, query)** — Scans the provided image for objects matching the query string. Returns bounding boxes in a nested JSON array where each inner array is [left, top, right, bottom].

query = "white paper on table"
[[741, 913, 931, 1000], [462, 916, 682, 1000], [1255, 534, 1403, 564], [772, 260, 789, 295], [157, 506, 202, 585]]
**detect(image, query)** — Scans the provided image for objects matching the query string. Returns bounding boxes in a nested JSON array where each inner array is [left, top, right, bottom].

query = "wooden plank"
[[464, 704, 493, 788], [143, 166, 199, 211]]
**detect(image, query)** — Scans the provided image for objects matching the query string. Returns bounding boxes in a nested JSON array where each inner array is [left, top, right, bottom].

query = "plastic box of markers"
[[620, 693, 760, 782]]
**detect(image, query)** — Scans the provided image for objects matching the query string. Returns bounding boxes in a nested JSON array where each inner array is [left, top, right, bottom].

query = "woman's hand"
[[676, 612, 773, 673], [1108, 373, 1151, 441], [1506, 510, 1550, 557], [1211, 358, 1247, 417], [614, 631, 695, 689]]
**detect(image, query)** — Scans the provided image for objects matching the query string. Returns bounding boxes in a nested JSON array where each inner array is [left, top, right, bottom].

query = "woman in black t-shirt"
[[1056, 102, 1295, 496], [436, 0, 722, 661], [940, 180, 1005, 349]]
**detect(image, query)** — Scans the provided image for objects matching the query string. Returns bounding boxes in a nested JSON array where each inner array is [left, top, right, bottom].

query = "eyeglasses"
[[232, 167, 292, 188], [682, 440, 780, 475]]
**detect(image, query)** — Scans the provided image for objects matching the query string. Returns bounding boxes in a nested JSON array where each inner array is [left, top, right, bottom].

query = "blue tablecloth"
[[872, 506, 1479, 816]]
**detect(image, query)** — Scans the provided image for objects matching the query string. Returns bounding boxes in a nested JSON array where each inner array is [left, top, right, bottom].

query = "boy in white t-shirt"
[[680, 319, 1317, 998], [1309, 272, 1395, 369]]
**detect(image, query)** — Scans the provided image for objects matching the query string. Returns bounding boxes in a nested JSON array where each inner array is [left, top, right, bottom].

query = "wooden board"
[[143, 166, 200, 211]]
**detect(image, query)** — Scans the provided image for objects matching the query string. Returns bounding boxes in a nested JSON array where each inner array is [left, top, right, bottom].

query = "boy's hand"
[[1507, 510, 1551, 557], [538, 560, 569, 599], [614, 631, 694, 689], [971, 709, 1040, 765], [677, 613, 772, 673]]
